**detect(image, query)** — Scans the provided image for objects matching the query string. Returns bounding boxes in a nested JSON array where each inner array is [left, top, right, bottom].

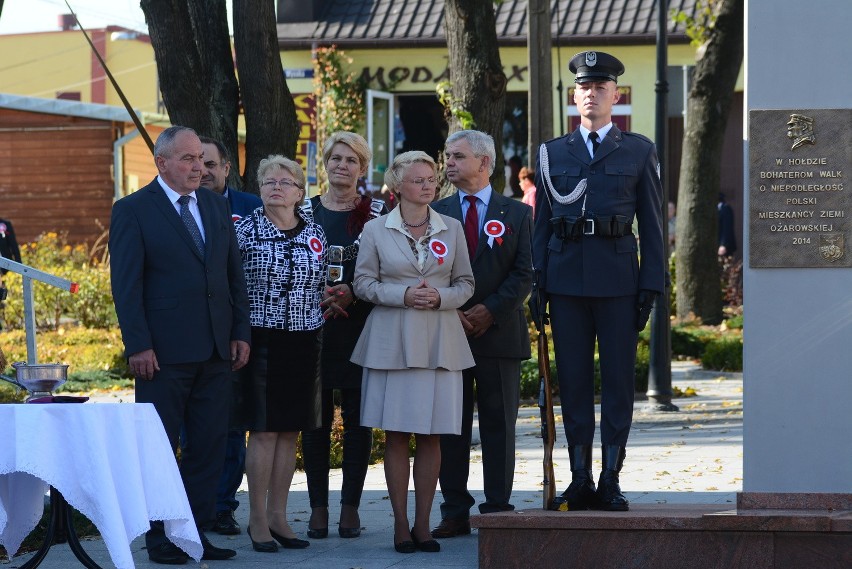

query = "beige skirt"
[[360, 367, 462, 435]]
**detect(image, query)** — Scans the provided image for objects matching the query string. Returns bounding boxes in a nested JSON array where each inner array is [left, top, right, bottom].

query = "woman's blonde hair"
[[321, 131, 372, 172], [384, 151, 436, 198]]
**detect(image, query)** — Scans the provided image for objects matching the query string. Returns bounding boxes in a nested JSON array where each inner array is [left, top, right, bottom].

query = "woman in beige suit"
[[351, 151, 475, 553]]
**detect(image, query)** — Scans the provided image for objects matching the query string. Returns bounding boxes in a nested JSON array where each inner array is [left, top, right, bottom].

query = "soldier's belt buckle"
[[583, 218, 595, 235], [327, 265, 343, 283], [328, 245, 344, 263]]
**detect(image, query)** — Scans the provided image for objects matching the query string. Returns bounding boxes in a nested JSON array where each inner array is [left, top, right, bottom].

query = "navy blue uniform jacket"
[[532, 126, 665, 297]]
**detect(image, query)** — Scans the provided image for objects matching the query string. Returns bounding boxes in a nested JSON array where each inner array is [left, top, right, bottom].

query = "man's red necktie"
[[464, 194, 479, 259]]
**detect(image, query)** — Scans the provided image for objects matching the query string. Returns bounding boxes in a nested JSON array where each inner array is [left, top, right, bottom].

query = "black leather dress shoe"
[[200, 538, 237, 560], [212, 510, 241, 535], [595, 470, 630, 511], [148, 542, 189, 565], [430, 518, 471, 539], [549, 477, 598, 511], [269, 528, 310, 549]]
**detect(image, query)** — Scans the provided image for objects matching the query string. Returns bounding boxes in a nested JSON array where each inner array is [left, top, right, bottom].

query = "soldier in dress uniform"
[[529, 51, 665, 512]]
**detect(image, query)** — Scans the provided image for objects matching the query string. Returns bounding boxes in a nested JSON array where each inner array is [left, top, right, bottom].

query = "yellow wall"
[[103, 38, 160, 113], [280, 43, 714, 140], [1, 26, 736, 143], [0, 29, 159, 113]]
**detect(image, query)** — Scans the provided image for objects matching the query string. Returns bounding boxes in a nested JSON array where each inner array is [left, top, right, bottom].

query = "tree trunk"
[[675, 0, 743, 324], [443, 0, 508, 194], [233, 0, 299, 194], [140, 0, 241, 187]]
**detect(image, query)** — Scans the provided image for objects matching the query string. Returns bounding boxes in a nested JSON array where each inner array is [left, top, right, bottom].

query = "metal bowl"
[[11, 362, 69, 395]]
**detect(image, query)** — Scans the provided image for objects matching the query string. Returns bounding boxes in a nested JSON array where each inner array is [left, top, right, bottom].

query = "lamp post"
[[646, 0, 678, 412]]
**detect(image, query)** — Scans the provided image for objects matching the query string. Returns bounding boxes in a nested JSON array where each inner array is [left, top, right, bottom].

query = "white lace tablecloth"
[[0, 403, 202, 568]]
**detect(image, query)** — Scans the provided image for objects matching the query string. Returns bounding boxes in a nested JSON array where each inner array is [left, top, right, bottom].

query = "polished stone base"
[[471, 493, 852, 569]]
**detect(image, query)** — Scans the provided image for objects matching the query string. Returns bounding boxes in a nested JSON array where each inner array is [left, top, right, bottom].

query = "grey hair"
[[384, 151, 437, 195], [257, 155, 306, 190], [154, 125, 198, 158], [445, 130, 496, 176]]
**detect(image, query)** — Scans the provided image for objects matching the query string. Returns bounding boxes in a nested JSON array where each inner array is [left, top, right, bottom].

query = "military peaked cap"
[[569, 51, 625, 83]]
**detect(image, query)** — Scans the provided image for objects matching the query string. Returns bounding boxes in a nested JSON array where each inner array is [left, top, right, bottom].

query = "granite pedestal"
[[472, 493, 852, 568]]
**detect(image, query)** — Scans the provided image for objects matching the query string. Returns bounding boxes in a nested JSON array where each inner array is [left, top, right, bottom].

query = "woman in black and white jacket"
[[234, 155, 326, 553]]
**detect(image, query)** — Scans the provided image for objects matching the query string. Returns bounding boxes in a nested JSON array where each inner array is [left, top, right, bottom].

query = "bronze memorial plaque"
[[749, 109, 852, 267]]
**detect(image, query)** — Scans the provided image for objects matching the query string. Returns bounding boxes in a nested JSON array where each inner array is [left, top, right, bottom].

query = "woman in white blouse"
[[234, 155, 326, 553], [350, 151, 475, 553]]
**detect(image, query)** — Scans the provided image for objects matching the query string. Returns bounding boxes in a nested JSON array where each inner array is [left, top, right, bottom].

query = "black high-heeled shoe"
[[247, 526, 278, 553], [338, 526, 361, 538], [307, 527, 328, 539], [269, 528, 310, 549], [411, 528, 440, 552], [393, 528, 415, 554]]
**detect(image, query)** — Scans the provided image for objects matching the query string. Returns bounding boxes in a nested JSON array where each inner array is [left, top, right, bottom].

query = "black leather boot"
[[549, 445, 597, 511], [595, 445, 629, 511]]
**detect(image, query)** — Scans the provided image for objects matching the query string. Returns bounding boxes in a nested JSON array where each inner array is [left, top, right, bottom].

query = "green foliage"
[[671, 325, 716, 358], [436, 81, 476, 130], [0, 327, 131, 392], [1, 232, 116, 331], [521, 340, 650, 399], [671, 0, 720, 47], [634, 341, 650, 393], [0, 384, 26, 403], [312, 45, 367, 191], [295, 405, 414, 470], [726, 314, 743, 329], [701, 336, 743, 371]]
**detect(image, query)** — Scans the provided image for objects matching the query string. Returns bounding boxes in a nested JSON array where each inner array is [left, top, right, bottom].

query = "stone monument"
[[743, 0, 852, 495]]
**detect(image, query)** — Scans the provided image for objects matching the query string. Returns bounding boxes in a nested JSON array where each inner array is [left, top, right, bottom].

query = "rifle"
[[538, 321, 557, 510]]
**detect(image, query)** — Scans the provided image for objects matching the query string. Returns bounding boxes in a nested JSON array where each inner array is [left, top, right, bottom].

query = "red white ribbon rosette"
[[231, 214, 242, 223], [308, 236, 324, 259], [484, 220, 505, 248], [429, 238, 448, 265]]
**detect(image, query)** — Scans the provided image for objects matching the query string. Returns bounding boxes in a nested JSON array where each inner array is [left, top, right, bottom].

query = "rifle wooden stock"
[[538, 327, 557, 509]]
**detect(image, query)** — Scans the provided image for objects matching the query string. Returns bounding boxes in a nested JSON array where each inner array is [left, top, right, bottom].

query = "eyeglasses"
[[403, 177, 438, 187], [261, 179, 302, 190]]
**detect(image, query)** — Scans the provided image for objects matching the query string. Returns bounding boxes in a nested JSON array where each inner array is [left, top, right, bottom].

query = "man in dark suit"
[[199, 136, 261, 536], [200, 136, 262, 221], [0, 217, 22, 321], [717, 193, 737, 257], [109, 126, 251, 564], [530, 52, 665, 512], [431, 130, 533, 538], [0, 218, 21, 268]]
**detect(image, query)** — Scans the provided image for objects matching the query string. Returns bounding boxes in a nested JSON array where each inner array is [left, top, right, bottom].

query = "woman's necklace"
[[321, 191, 357, 211], [402, 210, 429, 228]]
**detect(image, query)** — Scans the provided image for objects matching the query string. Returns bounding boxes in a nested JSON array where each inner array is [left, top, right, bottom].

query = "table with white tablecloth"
[[0, 403, 202, 569]]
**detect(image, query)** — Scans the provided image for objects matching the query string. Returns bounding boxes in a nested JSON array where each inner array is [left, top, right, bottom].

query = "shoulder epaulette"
[[621, 131, 654, 145]]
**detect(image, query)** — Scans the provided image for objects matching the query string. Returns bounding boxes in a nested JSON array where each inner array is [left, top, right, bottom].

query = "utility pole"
[[527, 0, 553, 169]]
